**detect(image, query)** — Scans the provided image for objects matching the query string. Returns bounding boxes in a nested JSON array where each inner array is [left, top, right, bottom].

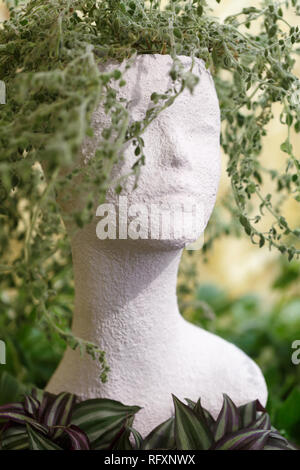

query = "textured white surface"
[[47, 54, 268, 436]]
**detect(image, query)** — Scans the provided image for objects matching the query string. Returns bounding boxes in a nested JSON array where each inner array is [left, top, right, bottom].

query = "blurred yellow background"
[[0, 1, 8, 21], [1, 0, 299, 299]]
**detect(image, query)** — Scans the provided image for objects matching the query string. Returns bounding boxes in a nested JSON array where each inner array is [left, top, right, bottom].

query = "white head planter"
[[47, 54, 267, 436]]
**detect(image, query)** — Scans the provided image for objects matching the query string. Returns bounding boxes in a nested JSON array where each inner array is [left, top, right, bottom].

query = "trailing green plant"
[[0, 0, 300, 375], [0, 384, 296, 450]]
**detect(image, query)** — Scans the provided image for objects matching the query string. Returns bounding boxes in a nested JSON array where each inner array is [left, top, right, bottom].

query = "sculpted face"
[[81, 54, 221, 248]]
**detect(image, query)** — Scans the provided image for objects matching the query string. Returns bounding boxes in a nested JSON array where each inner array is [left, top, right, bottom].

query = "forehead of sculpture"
[[95, 54, 220, 129]]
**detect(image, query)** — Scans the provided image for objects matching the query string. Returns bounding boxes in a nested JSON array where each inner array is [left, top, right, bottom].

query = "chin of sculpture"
[[46, 54, 268, 436]]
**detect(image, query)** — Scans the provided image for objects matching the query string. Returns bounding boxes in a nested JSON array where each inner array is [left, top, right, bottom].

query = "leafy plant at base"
[[171, 395, 296, 450], [0, 387, 141, 450], [0, 0, 299, 375], [0, 386, 296, 450], [0, 389, 90, 450]]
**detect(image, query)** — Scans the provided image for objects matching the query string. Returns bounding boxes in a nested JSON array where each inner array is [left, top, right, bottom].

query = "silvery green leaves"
[[179, 394, 296, 450], [122, 394, 296, 451], [71, 398, 141, 450], [0, 425, 29, 450], [26, 425, 63, 450], [0, 390, 89, 450], [0, 390, 296, 450], [0, 390, 140, 450], [173, 395, 213, 450]]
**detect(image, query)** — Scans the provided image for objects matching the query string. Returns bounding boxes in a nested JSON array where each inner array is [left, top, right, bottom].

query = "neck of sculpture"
[[70, 225, 183, 345]]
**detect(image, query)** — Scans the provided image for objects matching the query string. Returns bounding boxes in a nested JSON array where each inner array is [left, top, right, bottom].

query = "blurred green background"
[[0, 0, 300, 446]]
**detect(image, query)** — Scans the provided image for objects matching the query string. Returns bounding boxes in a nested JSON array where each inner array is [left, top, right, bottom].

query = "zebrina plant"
[[0, 0, 300, 375], [0, 389, 296, 450], [139, 395, 297, 450], [0, 389, 141, 450], [0, 390, 90, 450]]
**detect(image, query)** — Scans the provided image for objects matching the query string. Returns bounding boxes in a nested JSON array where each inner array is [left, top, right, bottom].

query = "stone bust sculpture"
[[46, 54, 267, 436]]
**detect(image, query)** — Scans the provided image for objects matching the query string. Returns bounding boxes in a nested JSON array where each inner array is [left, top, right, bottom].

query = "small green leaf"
[[280, 139, 292, 154], [113, 69, 122, 80]]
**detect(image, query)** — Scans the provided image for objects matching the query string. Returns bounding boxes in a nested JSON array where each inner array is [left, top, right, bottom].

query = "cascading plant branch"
[[0, 0, 300, 377]]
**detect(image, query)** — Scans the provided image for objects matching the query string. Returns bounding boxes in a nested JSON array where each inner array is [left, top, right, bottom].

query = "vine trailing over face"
[[0, 0, 299, 377]]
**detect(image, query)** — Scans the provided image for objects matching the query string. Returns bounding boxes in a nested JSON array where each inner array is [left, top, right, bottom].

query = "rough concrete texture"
[[47, 54, 268, 436]]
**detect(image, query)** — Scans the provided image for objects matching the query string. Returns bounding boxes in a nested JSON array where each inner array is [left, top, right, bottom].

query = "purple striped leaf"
[[44, 392, 77, 440], [195, 399, 215, 432], [71, 398, 141, 449], [252, 412, 271, 431], [0, 402, 24, 413], [43, 392, 75, 428], [243, 431, 271, 450], [38, 391, 58, 424], [26, 425, 62, 450], [0, 409, 48, 434], [142, 417, 175, 450], [127, 426, 143, 450], [268, 431, 297, 449], [238, 399, 265, 428], [62, 424, 90, 450], [1, 425, 29, 450], [24, 394, 40, 419], [185, 398, 215, 432], [0, 421, 13, 449], [111, 420, 133, 450], [173, 395, 213, 450], [31, 389, 38, 400], [214, 429, 271, 450], [43, 392, 76, 440], [214, 394, 240, 441], [264, 436, 297, 450]]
